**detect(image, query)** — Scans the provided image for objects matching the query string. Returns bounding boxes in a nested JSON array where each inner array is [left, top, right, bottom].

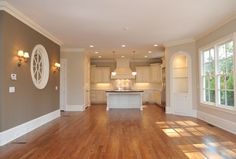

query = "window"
[[31, 44, 49, 89], [202, 48, 215, 103], [217, 41, 234, 107], [200, 38, 235, 110]]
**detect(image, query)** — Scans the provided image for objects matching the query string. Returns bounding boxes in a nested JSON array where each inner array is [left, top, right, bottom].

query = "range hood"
[[111, 58, 135, 79]]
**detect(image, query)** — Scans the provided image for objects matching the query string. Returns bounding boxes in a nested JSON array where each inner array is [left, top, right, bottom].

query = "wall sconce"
[[53, 62, 60, 73], [17, 50, 30, 67]]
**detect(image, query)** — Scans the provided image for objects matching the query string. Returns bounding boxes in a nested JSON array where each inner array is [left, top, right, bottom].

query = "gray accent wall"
[[0, 11, 3, 131], [0, 11, 60, 131]]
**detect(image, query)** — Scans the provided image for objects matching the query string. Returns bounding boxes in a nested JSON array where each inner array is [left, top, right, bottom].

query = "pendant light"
[[111, 51, 117, 76], [132, 51, 137, 76]]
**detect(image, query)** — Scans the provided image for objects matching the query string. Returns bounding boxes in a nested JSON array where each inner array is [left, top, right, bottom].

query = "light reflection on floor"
[[156, 120, 236, 159]]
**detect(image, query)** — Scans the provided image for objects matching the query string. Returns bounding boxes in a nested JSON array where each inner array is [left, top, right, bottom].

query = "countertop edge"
[[106, 90, 144, 93]]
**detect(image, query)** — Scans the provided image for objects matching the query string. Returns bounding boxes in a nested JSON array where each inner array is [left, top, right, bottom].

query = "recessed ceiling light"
[[98, 56, 102, 58], [144, 55, 148, 58], [121, 56, 125, 58], [154, 44, 158, 47], [121, 45, 126, 48], [148, 51, 152, 54], [95, 51, 99, 54], [89, 45, 94, 48]]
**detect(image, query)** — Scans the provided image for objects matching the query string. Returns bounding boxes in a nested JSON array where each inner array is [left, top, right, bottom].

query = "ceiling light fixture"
[[111, 51, 117, 76], [98, 55, 102, 58], [148, 51, 152, 54], [132, 51, 137, 76], [154, 44, 158, 47], [95, 51, 99, 54], [144, 55, 148, 58], [121, 45, 126, 48], [89, 45, 94, 48], [121, 55, 125, 58]]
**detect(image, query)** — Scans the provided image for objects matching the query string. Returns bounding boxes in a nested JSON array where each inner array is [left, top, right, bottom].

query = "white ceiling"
[[5, 0, 236, 58]]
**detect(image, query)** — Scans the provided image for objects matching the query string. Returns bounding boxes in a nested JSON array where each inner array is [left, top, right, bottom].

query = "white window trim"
[[199, 33, 236, 112]]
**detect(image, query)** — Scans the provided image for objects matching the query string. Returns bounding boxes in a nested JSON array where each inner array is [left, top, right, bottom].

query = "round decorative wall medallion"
[[30, 44, 49, 89]]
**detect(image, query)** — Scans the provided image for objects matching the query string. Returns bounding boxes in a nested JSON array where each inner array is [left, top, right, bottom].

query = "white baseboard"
[[66, 105, 85, 111], [165, 106, 173, 114], [0, 109, 60, 146], [165, 106, 197, 117], [197, 111, 236, 134], [174, 110, 197, 117]]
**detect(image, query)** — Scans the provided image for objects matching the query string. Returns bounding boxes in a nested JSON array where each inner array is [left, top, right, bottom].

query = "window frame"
[[199, 33, 236, 111]]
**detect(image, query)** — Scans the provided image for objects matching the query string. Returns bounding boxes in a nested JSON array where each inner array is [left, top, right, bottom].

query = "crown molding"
[[0, 1, 63, 46], [195, 12, 236, 40], [61, 48, 85, 52], [163, 38, 195, 48]]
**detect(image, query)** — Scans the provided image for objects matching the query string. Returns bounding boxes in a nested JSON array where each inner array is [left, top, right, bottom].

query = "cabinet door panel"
[[136, 66, 150, 83], [91, 67, 110, 83]]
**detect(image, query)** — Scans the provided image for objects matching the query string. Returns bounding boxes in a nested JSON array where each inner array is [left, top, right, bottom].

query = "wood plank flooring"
[[0, 105, 236, 159]]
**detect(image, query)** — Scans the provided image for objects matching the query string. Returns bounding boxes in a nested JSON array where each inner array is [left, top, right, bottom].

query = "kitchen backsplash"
[[91, 79, 162, 91]]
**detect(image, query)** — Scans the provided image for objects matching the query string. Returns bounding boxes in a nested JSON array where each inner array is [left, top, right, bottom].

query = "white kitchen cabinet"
[[91, 66, 110, 83], [90, 90, 107, 104], [142, 90, 162, 105], [136, 66, 150, 83], [91, 65, 96, 83], [150, 63, 162, 83], [142, 90, 149, 103], [151, 90, 162, 105]]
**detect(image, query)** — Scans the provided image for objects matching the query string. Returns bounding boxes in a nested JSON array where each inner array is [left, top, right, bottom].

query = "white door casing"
[[60, 59, 67, 111]]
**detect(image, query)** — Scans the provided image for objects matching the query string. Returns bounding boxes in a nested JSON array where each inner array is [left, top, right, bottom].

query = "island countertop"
[[106, 90, 143, 110]]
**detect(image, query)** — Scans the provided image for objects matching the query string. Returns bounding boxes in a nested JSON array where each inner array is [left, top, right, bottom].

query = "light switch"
[[11, 74, 17, 80], [9, 87, 15, 93]]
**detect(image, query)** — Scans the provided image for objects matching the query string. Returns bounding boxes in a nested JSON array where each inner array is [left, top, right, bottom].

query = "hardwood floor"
[[0, 105, 236, 159]]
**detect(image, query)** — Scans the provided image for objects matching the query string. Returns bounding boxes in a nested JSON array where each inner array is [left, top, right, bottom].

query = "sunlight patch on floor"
[[178, 144, 207, 159], [162, 129, 180, 137], [156, 120, 236, 159], [193, 144, 208, 149], [185, 152, 207, 159], [220, 149, 236, 158]]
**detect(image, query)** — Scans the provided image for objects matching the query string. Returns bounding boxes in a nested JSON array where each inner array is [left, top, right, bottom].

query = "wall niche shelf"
[[170, 53, 193, 117], [172, 55, 188, 93]]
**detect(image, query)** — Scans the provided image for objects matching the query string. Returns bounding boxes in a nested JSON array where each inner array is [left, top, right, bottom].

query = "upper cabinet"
[[150, 63, 162, 83], [136, 66, 150, 83], [136, 64, 162, 83], [91, 66, 110, 83]]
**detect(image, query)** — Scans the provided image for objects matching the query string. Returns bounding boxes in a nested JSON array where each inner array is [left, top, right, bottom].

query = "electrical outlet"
[[9, 87, 15, 93]]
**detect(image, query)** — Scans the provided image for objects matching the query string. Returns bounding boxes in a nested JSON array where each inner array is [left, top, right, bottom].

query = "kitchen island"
[[106, 90, 144, 110]]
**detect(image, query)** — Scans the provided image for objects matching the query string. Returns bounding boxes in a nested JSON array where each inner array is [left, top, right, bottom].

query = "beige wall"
[[61, 51, 89, 108], [0, 11, 60, 131], [196, 18, 236, 123], [165, 42, 197, 111]]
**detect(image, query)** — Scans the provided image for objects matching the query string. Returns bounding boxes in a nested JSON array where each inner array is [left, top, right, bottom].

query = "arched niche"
[[170, 52, 193, 116]]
